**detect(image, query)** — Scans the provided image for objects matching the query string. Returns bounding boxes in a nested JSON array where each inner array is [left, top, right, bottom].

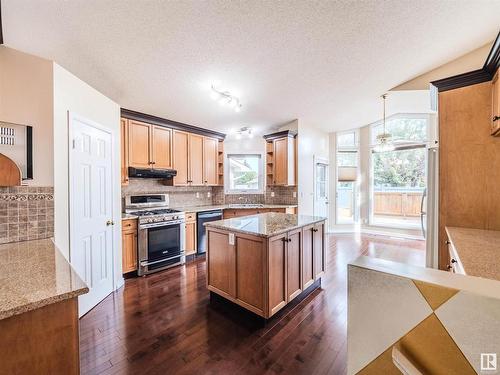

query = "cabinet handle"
[[288, 238, 292, 242], [312, 228, 318, 232], [493, 116, 500, 122], [445, 240, 450, 245], [451, 258, 457, 264], [447, 265, 452, 270]]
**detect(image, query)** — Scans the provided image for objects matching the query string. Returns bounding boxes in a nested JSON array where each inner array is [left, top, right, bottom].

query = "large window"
[[336, 131, 358, 224], [226, 154, 263, 193], [370, 116, 427, 228]]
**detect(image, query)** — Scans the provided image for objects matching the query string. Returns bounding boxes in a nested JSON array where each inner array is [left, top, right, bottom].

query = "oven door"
[[138, 221, 185, 275]]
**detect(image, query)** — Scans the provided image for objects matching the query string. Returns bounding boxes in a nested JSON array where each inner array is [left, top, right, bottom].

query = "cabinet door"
[[122, 229, 137, 273], [268, 234, 287, 316], [236, 236, 265, 314], [151, 126, 172, 169], [185, 221, 197, 255], [120, 118, 129, 185], [128, 120, 151, 168], [313, 222, 325, 279], [203, 137, 218, 185], [492, 71, 500, 136], [274, 138, 288, 185], [207, 230, 236, 297], [173, 130, 189, 185], [302, 224, 314, 289], [287, 228, 302, 302], [189, 134, 204, 185]]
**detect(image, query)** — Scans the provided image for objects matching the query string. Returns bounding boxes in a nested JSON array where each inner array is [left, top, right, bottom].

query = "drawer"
[[185, 212, 196, 221], [122, 218, 137, 231]]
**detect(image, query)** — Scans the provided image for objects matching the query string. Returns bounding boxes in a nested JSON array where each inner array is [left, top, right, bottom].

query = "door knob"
[[106, 220, 115, 226]]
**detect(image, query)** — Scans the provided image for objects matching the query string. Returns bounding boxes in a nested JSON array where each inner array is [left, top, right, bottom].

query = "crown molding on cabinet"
[[263, 129, 297, 141], [0, 0, 4, 44], [431, 31, 500, 93], [121, 108, 226, 140]]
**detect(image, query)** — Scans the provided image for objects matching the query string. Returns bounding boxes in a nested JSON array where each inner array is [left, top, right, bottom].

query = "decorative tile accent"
[[358, 314, 475, 374], [0, 186, 54, 244], [412, 280, 459, 310], [348, 266, 433, 374], [436, 291, 500, 373]]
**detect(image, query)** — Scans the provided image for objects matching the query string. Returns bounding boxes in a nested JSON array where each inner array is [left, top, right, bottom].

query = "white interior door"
[[69, 113, 114, 317], [314, 160, 329, 221]]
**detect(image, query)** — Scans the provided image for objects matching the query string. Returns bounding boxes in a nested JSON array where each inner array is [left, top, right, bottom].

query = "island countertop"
[[205, 212, 326, 238], [446, 226, 500, 281], [0, 239, 88, 320]]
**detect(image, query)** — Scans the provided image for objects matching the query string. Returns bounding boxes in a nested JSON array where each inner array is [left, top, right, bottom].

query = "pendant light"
[[374, 94, 395, 153]]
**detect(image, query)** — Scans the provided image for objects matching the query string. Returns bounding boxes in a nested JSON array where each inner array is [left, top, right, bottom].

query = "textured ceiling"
[[2, 0, 499, 134]]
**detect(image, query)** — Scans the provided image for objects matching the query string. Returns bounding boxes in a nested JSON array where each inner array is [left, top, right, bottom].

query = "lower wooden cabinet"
[[268, 234, 287, 316], [185, 212, 197, 256], [313, 222, 325, 279], [207, 221, 326, 319], [122, 218, 138, 274], [287, 228, 302, 302]]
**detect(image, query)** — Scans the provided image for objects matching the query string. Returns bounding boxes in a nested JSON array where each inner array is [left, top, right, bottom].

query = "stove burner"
[[130, 209, 181, 216]]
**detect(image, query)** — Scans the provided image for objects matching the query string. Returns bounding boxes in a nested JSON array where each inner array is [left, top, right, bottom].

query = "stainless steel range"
[[125, 194, 185, 276]]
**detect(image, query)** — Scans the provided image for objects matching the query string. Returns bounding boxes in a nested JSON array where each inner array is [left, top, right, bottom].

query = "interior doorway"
[[314, 157, 329, 225], [69, 112, 115, 317]]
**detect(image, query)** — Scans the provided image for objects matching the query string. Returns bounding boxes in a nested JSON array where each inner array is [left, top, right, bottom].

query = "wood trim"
[[121, 108, 226, 140], [484, 31, 500, 75], [431, 32, 500, 93], [431, 68, 492, 92], [0, 0, 3, 45], [263, 129, 297, 141]]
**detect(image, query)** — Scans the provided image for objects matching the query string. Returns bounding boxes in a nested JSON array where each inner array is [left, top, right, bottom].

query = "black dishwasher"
[[197, 210, 223, 254]]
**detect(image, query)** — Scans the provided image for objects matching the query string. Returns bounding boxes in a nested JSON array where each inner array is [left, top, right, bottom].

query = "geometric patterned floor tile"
[[348, 266, 433, 374], [412, 280, 459, 311], [436, 291, 500, 373]]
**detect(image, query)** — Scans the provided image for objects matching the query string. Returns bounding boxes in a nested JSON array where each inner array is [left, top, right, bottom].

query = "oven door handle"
[[140, 253, 185, 267], [140, 219, 185, 229]]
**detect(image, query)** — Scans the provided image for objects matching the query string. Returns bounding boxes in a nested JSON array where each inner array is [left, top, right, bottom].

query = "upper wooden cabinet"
[[172, 131, 219, 186], [121, 112, 224, 186], [173, 130, 189, 185], [128, 120, 151, 168], [264, 130, 297, 186], [189, 133, 204, 185], [492, 71, 500, 136], [128, 120, 172, 169], [151, 126, 172, 169], [203, 137, 219, 185]]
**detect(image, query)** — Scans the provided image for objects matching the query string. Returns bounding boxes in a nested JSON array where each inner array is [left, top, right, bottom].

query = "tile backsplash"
[[212, 186, 297, 206], [122, 179, 213, 207], [0, 186, 54, 244]]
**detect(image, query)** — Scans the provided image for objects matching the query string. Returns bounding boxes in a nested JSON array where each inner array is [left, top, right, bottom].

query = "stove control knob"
[[146, 218, 153, 223], [154, 217, 162, 222], [174, 216, 178, 220]]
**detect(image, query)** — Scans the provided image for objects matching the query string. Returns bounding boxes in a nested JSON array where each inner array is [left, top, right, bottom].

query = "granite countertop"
[[122, 213, 139, 220], [205, 212, 326, 238], [446, 227, 500, 281], [0, 239, 88, 320], [172, 204, 298, 214]]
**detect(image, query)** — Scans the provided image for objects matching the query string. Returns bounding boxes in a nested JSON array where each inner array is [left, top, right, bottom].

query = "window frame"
[[368, 114, 429, 229], [225, 153, 264, 194], [335, 130, 359, 225]]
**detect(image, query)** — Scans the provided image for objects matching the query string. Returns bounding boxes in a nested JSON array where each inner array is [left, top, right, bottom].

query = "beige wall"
[[297, 122, 329, 217], [52, 63, 121, 286], [0, 46, 54, 186], [392, 43, 492, 91]]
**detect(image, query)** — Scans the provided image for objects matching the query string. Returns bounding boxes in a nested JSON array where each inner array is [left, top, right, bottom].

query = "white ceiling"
[[2, 1, 499, 134]]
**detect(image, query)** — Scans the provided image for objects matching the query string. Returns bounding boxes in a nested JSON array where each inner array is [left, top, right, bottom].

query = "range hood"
[[128, 167, 177, 179]]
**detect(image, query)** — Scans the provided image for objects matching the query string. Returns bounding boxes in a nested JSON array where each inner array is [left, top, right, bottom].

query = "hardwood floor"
[[80, 233, 425, 375]]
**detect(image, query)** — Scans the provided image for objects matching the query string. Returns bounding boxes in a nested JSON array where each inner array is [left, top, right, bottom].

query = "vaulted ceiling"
[[2, 1, 499, 134]]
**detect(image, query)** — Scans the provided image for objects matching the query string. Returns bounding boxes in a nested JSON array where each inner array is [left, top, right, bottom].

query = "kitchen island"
[[205, 212, 326, 318]]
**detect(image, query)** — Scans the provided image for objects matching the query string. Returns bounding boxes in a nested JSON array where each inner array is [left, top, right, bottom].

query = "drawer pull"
[[451, 258, 457, 264], [447, 265, 453, 270]]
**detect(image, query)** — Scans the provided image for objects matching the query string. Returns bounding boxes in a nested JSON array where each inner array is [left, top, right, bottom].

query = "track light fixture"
[[210, 85, 242, 112]]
